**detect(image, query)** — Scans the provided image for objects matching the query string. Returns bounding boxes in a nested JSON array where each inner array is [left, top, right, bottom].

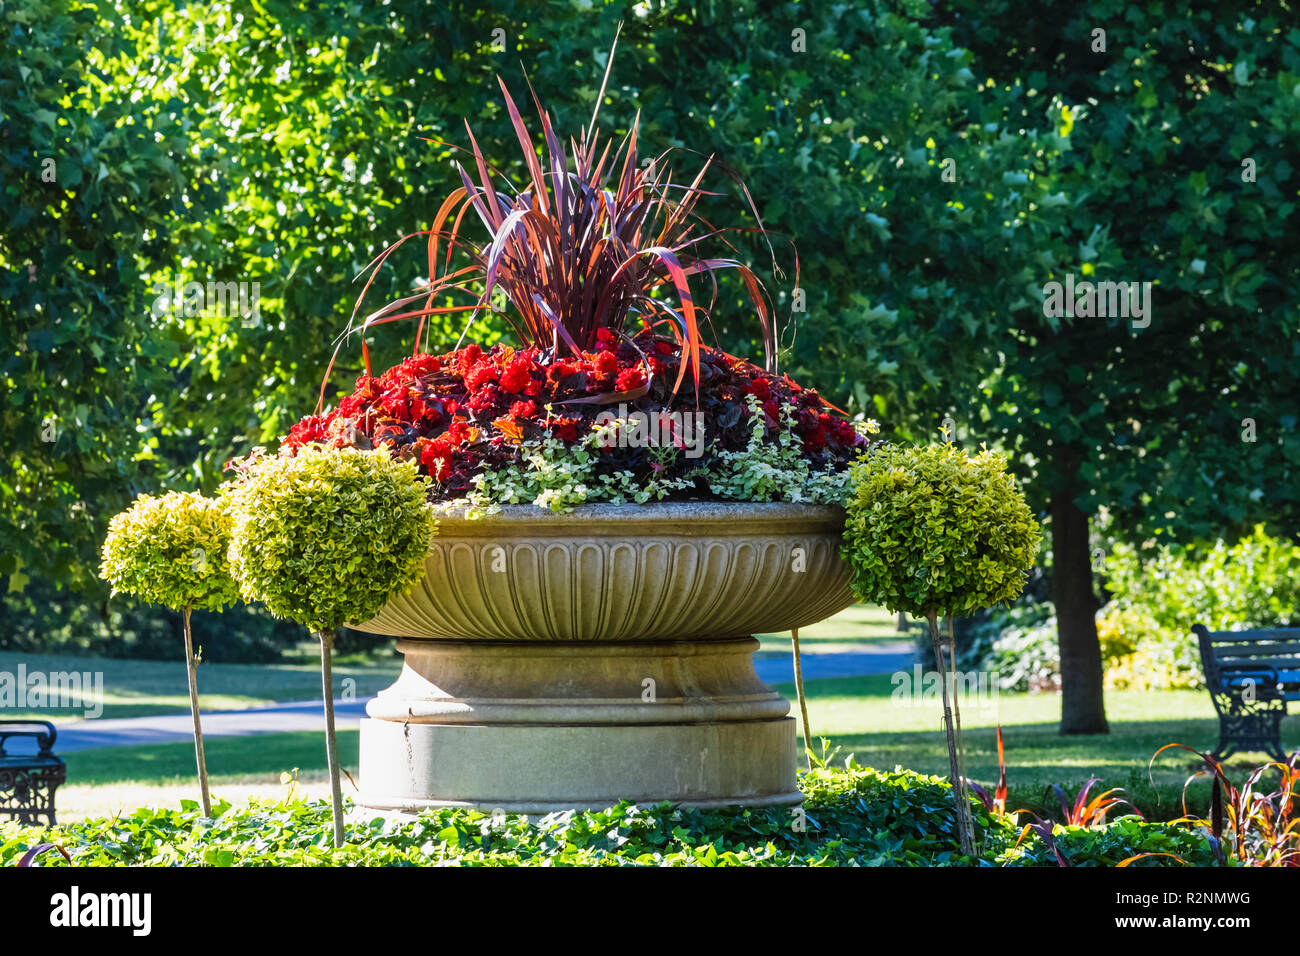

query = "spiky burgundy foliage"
[[282, 43, 860, 501], [1047, 777, 1142, 828], [967, 725, 1008, 818], [322, 50, 780, 409], [1152, 743, 1300, 866]]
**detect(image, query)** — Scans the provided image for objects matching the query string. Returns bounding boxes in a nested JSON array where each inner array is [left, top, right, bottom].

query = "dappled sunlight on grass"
[[54, 731, 361, 821], [62, 730, 360, 789]]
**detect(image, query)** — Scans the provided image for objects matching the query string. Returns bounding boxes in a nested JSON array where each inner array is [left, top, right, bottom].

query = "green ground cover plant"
[[2, 765, 1221, 868]]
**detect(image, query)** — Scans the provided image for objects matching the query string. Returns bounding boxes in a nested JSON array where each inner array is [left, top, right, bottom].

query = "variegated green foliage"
[[225, 447, 437, 633], [703, 396, 872, 506], [99, 492, 241, 613], [843, 443, 1041, 617]]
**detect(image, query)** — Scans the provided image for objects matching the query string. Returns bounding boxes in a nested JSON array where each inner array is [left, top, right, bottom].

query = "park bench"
[[0, 720, 66, 825], [1193, 624, 1300, 762]]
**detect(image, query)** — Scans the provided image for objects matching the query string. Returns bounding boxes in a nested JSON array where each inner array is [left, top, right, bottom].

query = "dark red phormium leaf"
[[327, 36, 784, 407], [1149, 742, 1300, 866], [18, 843, 72, 867]]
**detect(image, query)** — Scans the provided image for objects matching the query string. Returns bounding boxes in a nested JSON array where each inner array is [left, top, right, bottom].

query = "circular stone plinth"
[[365, 636, 788, 724], [357, 716, 799, 812], [356, 636, 801, 810]]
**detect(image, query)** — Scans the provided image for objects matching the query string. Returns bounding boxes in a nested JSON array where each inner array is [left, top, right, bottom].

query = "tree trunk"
[[318, 628, 345, 848], [791, 628, 813, 771], [927, 610, 976, 858], [947, 615, 972, 824], [1052, 446, 1109, 735], [181, 607, 212, 817]]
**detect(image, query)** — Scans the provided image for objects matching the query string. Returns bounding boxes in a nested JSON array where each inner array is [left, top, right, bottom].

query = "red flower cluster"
[[276, 330, 866, 498]]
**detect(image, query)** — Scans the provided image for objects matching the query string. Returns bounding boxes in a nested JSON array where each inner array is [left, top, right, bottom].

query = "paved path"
[[44, 643, 913, 752], [52, 699, 372, 752], [753, 644, 912, 684]]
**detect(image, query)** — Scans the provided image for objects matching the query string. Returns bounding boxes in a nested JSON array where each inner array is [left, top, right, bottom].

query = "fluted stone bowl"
[[352, 501, 853, 641], [352, 501, 855, 811]]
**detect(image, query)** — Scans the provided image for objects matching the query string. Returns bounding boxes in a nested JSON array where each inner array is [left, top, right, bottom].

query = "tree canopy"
[[4, 0, 1296, 734]]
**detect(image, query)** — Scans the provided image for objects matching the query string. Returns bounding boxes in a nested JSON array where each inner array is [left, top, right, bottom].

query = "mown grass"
[[776, 672, 1300, 821], [50, 731, 356, 821], [14, 603, 1296, 823]]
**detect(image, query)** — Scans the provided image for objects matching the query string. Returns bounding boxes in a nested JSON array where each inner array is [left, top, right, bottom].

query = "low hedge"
[[1, 766, 1220, 867]]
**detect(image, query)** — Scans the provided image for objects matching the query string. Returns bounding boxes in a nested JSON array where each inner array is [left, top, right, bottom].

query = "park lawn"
[[775, 672, 1300, 820], [49, 674, 1297, 822], [0, 649, 402, 722], [50, 731, 359, 822]]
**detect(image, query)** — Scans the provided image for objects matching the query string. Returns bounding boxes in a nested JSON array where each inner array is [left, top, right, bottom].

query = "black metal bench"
[[0, 720, 66, 825], [1193, 625, 1300, 762]]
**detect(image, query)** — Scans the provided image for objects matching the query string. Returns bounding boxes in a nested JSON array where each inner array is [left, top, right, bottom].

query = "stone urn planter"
[[350, 500, 854, 811]]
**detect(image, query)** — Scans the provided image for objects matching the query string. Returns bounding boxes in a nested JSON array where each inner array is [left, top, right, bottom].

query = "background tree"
[[910, 0, 1300, 733], [3, 0, 1060, 656], [0, 1, 216, 592]]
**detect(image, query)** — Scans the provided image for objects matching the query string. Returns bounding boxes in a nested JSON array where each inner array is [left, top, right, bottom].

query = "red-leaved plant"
[[1149, 743, 1300, 867], [969, 724, 1143, 867], [270, 35, 867, 496], [324, 28, 779, 408], [966, 725, 1009, 818]]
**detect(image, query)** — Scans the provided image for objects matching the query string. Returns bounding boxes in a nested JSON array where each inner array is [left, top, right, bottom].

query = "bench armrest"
[[1218, 666, 1284, 698], [0, 720, 58, 757]]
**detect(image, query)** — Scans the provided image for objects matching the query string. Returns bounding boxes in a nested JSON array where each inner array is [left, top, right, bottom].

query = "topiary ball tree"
[[100, 491, 242, 816], [225, 445, 437, 847], [842, 442, 1041, 857]]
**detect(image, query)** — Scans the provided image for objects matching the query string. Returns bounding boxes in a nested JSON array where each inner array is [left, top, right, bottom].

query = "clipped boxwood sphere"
[[843, 443, 1041, 618], [225, 446, 437, 633], [100, 491, 241, 613]]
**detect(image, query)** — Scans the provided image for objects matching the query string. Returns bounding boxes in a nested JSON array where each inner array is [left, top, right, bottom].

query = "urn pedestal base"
[[356, 636, 800, 811], [358, 717, 798, 812], [351, 502, 855, 811]]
